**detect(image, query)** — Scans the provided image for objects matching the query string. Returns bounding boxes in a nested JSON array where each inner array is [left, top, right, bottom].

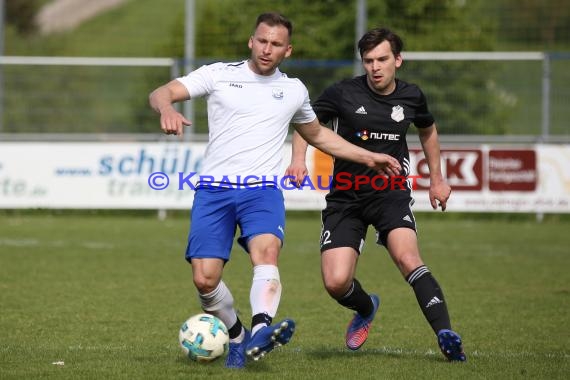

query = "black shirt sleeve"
[[413, 89, 435, 128], [312, 84, 342, 125]]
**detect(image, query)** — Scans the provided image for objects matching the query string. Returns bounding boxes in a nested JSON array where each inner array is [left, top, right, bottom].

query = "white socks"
[[198, 265, 283, 338], [250, 264, 282, 335], [198, 280, 237, 331]]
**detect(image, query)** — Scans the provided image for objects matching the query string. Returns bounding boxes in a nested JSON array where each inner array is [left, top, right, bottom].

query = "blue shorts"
[[185, 186, 285, 262]]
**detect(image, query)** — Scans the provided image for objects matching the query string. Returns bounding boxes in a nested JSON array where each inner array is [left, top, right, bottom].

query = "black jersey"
[[313, 76, 434, 198]]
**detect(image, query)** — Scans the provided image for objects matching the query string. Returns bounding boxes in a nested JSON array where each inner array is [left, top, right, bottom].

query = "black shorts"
[[319, 190, 417, 253]]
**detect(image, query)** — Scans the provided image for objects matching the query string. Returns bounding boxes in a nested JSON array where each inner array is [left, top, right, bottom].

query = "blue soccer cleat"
[[245, 319, 295, 361], [345, 294, 380, 350], [225, 328, 251, 369], [437, 329, 466, 362]]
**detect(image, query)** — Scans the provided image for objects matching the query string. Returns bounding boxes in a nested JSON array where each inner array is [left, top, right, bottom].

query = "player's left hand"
[[429, 179, 451, 211], [284, 162, 308, 188]]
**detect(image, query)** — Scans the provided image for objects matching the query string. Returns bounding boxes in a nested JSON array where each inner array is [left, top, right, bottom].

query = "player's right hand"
[[160, 108, 192, 136], [284, 161, 308, 188], [369, 153, 401, 177]]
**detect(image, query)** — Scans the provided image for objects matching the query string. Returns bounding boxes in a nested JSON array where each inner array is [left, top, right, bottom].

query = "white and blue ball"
[[179, 313, 229, 362]]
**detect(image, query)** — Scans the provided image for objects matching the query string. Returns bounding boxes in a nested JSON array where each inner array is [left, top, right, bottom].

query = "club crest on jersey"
[[272, 87, 284, 99], [355, 129, 369, 140], [391, 105, 405, 122]]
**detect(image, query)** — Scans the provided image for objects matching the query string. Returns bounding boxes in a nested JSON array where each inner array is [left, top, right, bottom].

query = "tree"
[[496, 0, 570, 50], [6, 0, 45, 35], [4, 0, 544, 135], [191, 0, 509, 135]]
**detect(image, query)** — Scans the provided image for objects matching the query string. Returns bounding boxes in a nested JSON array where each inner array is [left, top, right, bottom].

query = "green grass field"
[[0, 212, 568, 379]]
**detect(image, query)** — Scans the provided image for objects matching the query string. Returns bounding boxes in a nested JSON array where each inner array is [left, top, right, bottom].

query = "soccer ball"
[[178, 313, 229, 362]]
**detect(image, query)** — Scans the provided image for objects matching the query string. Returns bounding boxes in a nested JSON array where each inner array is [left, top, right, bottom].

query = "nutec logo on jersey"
[[355, 129, 400, 141], [391, 105, 405, 122], [355, 129, 369, 140], [272, 87, 284, 99]]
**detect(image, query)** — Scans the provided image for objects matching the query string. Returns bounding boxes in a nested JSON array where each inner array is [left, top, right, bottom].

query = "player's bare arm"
[[293, 119, 402, 176], [284, 131, 310, 186], [418, 124, 451, 211], [149, 79, 193, 136]]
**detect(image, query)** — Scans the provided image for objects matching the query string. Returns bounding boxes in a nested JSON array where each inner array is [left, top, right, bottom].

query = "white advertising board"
[[0, 142, 568, 212], [0, 143, 202, 209]]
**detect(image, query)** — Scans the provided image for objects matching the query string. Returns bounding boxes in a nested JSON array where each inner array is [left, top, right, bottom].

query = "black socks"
[[406, 265, 451, 334], [337, 278, 373, 317], [228, 317, 244, 340]]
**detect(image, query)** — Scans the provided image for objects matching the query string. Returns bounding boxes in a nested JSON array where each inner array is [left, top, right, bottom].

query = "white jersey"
[[177, 60, 316, 187]]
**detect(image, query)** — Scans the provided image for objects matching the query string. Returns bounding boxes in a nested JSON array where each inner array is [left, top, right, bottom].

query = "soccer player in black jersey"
[[287, 28, 466, 361]]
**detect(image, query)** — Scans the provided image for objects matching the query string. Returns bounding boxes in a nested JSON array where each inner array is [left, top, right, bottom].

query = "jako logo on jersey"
[[391, 105, 405, 122], [355, 130, 401, 141]]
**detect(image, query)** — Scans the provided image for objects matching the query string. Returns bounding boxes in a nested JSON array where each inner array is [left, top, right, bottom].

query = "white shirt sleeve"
[[176, 62, 220, 99], [291, 81, 317, 124]]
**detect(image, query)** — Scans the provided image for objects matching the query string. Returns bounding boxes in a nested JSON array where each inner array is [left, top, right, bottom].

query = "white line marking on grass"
[[0, 238, 39, 247], [81, 241, 115, 250], [68, 344, 127, 351], [468, 350, 569, 359]]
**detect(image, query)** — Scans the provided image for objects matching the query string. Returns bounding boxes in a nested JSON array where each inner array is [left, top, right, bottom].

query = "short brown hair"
[[255, 12, 293, 38], [358, 28, 403, 59]]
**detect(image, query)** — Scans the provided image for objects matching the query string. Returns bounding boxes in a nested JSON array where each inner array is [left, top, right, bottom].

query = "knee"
[[251, 245, 280, 265], [323, 273, 352, 299], [394, 253, 423, 276], [263, 245, 280, 261], [193, 273, 219, 294]]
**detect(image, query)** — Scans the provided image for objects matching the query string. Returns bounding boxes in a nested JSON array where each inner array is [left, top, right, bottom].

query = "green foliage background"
[[3, 0, 569, 135]]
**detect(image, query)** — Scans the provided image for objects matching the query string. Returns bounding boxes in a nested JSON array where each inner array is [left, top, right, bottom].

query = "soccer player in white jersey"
[[149, 13, 402, 369]]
